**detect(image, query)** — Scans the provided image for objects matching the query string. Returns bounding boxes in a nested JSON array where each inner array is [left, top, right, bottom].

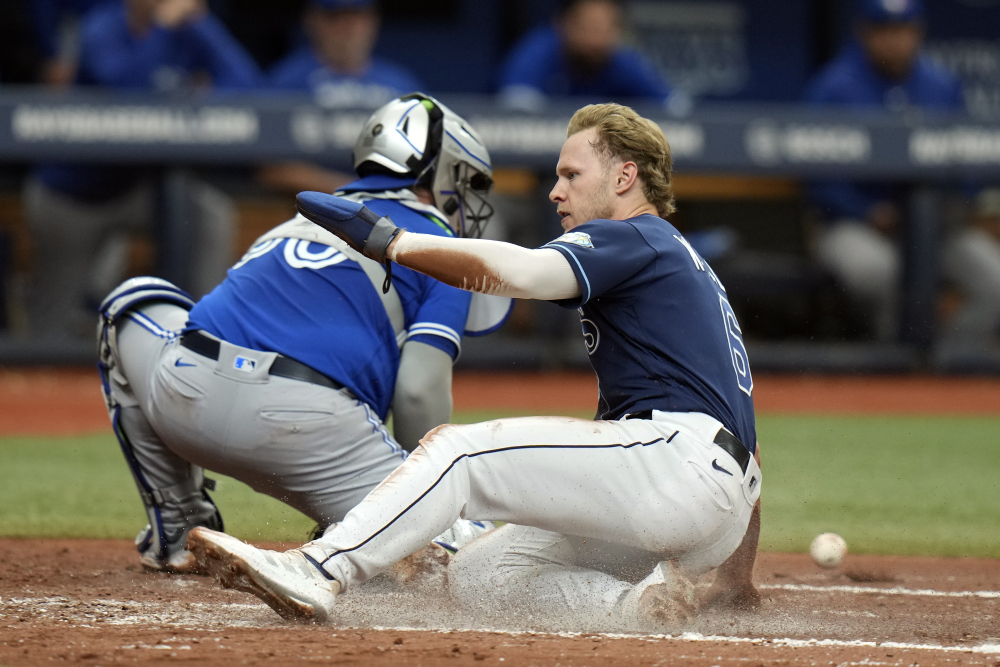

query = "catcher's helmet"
[[353, 93, 494, 238]]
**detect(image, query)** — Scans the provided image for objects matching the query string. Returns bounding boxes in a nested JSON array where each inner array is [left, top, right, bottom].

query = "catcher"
[[97, 93, 509, 572]]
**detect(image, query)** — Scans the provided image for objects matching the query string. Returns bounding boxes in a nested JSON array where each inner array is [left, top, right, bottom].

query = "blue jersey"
[[187, 189, 470, 420], [35, 1, 260, 201], [76, 2, 260, 91], [805, 42, 964, 221], [266, 46, 422, 106], [544, 215, 756, 454], [498, 26, 670, 101]]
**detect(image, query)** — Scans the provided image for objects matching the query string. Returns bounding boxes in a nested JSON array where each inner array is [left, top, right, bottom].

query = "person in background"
[[24, 0, 260, 341], [804, 0, 963, 341], [27, 0, 106, 87], [258, 0, 423, 195], [496, 0, 673, 110], [941, 189, 1000, 352]]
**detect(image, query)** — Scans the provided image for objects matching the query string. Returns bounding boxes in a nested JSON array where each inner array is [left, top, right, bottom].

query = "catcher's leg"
[[99, 281, 222, 572], [113, 404, 223, 572]]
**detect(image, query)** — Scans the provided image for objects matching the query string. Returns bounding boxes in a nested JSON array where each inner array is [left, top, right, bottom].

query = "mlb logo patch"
[[233, 356, 257, 373], [554, 231, 594, 248]]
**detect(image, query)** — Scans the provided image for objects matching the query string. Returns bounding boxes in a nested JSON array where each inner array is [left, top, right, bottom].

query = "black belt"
[[180, 331, 346, 392], [625, 409, 750, 474]]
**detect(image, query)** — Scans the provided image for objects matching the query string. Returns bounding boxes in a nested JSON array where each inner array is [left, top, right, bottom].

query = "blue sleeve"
[[497, 27, 557, 91], [805, 70, 842, 105], [542, 220, 657, 307], [265, 50, 311, 90], [407, 279, 470, 360], [78, 18, 174, 88], [807, 181, 877, 221], [614, 50, 671, 99], [184, 14, 261, 90]]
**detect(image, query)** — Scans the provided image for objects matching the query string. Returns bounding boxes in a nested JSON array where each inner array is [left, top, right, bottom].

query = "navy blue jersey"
[[545, 215, 756, 454], [188, 192, 470, 420]]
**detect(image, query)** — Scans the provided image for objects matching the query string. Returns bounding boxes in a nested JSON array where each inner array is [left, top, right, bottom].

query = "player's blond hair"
[[566, 103, 676, 218]]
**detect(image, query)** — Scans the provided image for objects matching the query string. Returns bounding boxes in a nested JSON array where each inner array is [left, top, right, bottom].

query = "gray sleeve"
[[392, 340, 454, 452]]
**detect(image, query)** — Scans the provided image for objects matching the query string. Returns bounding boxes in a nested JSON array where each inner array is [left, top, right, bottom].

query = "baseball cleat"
[[135, 524, 201, 574], [187, 527, 340, 623], [635, 560, 697, 628]]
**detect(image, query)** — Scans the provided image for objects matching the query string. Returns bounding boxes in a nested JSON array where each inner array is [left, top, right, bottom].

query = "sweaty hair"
[[566, 103, 676, 218]]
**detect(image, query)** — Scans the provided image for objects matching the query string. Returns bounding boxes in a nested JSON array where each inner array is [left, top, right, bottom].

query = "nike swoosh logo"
[[174, 358, 196, 367], [712, 459, 733, 476]]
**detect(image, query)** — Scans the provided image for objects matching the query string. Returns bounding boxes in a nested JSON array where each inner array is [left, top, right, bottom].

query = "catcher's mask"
[[353, 92, 494, 238]]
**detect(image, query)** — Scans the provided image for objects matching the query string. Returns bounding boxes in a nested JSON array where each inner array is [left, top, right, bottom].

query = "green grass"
[[1, 412, 998, 558]]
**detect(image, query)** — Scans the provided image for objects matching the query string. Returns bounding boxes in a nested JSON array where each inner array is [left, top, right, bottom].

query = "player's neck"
[[612, 199, 658, 221]]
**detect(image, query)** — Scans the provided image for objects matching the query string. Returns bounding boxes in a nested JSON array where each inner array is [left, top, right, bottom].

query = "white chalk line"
[[358, 626, 1000, 656], [760, 583, 1000, 599], [4, 591, 1000, 656]]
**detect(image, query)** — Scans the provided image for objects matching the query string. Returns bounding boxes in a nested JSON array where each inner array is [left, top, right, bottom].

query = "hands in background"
[[154, 0, 207, 30]]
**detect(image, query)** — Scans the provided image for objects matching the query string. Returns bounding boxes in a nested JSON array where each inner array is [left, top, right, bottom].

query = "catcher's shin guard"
[[98, 277, 222, 572], [114, 405, 223, 573]]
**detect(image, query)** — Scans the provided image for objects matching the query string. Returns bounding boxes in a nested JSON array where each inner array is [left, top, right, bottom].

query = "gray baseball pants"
[[112, 301, 407, 529]]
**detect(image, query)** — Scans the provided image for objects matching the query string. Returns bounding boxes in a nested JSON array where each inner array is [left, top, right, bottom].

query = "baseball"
[[810, 532, 847, 568]]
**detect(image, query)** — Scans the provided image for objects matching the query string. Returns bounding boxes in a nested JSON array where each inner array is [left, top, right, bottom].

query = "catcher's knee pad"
[[97, 277, 194, 414], [114, 405, 223, 572]]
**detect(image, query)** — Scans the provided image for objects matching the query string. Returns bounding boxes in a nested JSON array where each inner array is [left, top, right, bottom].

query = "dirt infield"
[[1, 538, 998, 666], [2, 368, 999, 436]]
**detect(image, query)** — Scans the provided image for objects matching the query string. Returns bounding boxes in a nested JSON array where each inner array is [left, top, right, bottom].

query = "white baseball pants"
[[302, 410, 761, 616]]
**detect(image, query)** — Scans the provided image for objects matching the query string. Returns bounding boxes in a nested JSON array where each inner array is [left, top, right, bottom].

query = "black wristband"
[[363, 216, 402, 263]]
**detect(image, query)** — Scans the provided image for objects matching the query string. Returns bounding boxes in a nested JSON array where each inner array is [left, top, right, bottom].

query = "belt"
[[180, 330, 346, 392], [625, 409, 750, 474]]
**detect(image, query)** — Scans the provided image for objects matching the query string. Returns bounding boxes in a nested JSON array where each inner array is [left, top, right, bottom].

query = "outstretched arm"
[[295, 191, 581, 301], [389, 232, 581, 300]]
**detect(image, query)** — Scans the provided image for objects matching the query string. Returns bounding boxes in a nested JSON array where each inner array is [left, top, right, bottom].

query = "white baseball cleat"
[[187, 527, 340, 623]]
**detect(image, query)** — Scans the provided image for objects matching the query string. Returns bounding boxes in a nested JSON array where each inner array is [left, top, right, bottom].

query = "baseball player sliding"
[[188, 103, 763, 628], [97, 93, 509, 573]]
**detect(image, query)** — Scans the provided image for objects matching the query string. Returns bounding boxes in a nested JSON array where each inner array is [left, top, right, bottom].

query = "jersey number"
[[720, 294, 753, 397]]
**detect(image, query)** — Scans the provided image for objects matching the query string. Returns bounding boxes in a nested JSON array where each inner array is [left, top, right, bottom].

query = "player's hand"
[[699, 579, 762, 612], [296, 191, 402, 263], [155, 0, 206, 29]]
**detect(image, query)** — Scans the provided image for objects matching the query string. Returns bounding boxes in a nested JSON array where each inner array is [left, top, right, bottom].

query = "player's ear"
[[615, 162, 639, 194]]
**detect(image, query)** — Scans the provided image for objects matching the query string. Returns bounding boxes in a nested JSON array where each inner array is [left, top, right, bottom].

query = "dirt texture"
[[1, 538, 998, 666]]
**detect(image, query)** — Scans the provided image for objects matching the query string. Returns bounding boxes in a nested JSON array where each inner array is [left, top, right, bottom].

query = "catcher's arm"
[[392, 341, 453, 453]]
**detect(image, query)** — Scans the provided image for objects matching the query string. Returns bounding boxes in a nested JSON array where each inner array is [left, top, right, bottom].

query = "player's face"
[[308, 7, 380, 72], [859, 21, 923, 81], [550, 128, 617, 231], [560, 0, 621, 70]]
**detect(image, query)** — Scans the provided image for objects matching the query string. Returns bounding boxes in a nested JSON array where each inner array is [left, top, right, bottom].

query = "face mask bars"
[[453, 162, 494, 239]]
